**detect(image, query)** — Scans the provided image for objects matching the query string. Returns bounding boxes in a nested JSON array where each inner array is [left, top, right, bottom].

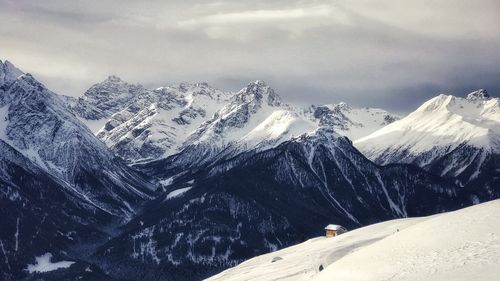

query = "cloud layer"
[[1, 0, 499, 112]]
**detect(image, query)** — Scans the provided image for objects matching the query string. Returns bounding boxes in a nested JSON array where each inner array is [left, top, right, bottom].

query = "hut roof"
[[324, 224, 343, 231]]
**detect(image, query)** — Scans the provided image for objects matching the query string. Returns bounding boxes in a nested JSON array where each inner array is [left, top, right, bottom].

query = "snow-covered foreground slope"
[[207, 199, 500, 281]]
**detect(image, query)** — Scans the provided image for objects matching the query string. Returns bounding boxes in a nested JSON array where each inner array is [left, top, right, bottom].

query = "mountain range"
[[0, 59, 498, 281]]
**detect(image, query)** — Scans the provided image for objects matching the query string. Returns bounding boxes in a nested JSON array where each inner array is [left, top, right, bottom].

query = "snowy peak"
[[0, 64, 153, 218], [417, 90, 496, 114], [386, 90, 500, 146], [135, 84, 400, 168], [295, 127, 342, 146], [0, 60, 24, 85], [234, 80, 282, 108], [415, 94, 454, 112], [147, 81, 302, 170], [240, 110, 317, 150], [73, 76, 147, 120]]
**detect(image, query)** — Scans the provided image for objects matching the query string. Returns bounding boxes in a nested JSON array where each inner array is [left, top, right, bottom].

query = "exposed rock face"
[[71, 75, 148, 120]]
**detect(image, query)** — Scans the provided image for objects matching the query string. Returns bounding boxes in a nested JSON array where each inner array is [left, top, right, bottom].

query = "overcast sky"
[[1, 0, 499, 112]]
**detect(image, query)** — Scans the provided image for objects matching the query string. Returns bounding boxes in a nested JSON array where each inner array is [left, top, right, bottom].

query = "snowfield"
[[207, 199, 500, 281]]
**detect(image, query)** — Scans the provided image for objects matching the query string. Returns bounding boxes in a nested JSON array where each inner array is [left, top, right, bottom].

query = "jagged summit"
[[181, 81, 285, 148], [467, 89, 490, 101], [72, 75, 148, 120], [235, 80, 282, 107], [0, 59, 24, 85]]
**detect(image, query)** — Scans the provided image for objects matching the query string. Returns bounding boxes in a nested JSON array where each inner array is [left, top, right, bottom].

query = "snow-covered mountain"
[[136, 81, 399, 179], [69, 77, 398, 165], [148, 80, 308, 171], [355, 90, 500, 199], [0, 60, 160, 280], [207, 199, 500, 281], [94, 127, 462, 281], [0, 63, 154, 218], [95, 82, 232, 163], [178, 81, 398, 162]]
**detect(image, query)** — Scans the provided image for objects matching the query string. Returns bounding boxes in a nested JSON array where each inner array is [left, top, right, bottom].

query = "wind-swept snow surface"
[[207, 199, 500, 281]]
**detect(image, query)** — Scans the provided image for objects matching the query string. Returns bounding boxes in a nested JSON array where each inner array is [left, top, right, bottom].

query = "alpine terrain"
[[0, 59, 498, 281]]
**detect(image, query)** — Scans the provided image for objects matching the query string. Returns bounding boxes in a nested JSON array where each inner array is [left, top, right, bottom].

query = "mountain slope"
[[207, 199, 500, 281], [355, 90, 500, 199], [0, 139, 115, 281], [146, 80, 304, 173], [93, 128, 461, 281], [0, 67, 154, 218], [0, 60, 158, 279]]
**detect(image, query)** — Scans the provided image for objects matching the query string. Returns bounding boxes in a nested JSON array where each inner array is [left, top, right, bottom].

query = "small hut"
[[324, 224, 347, 237]]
